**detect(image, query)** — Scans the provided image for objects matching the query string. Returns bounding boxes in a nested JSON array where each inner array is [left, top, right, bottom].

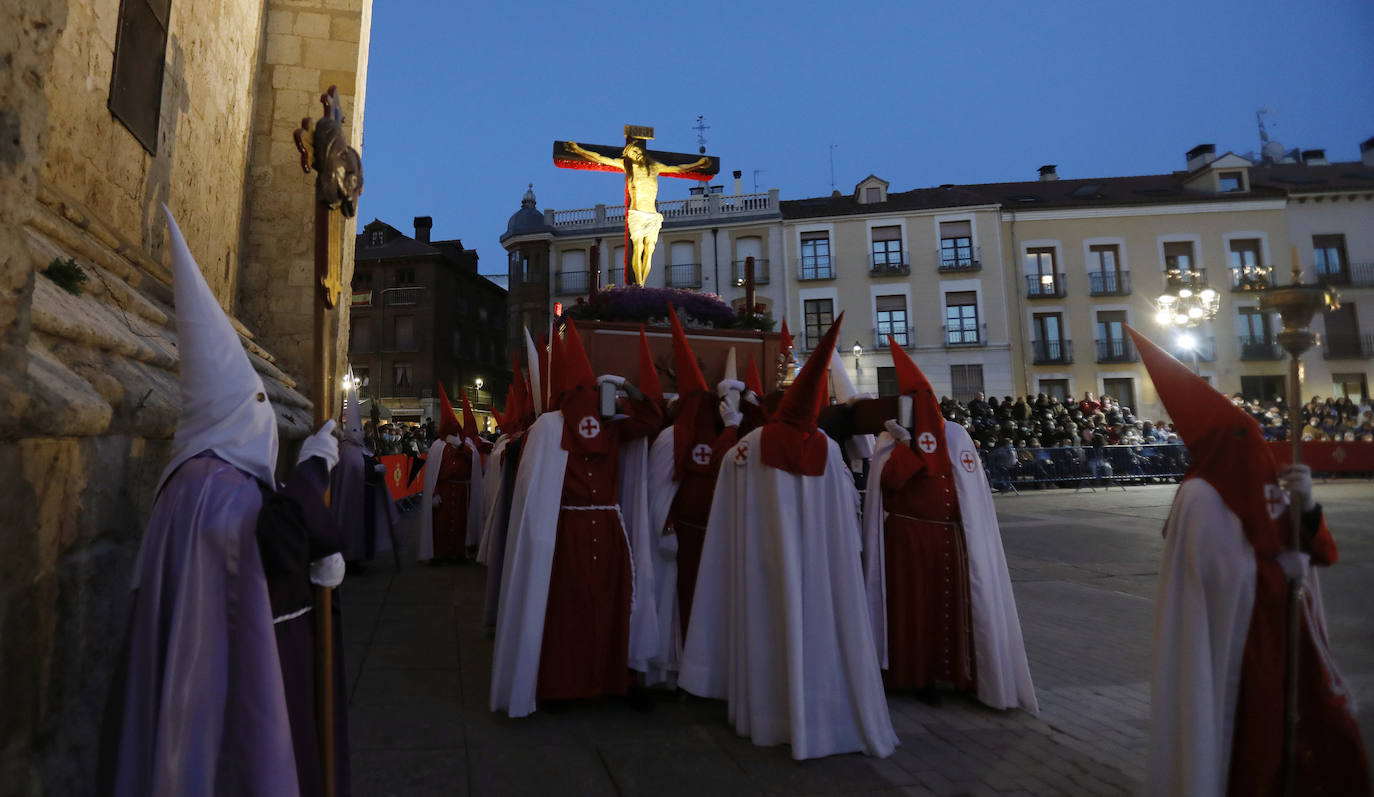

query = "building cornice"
[[998, 198, 1287, 222]]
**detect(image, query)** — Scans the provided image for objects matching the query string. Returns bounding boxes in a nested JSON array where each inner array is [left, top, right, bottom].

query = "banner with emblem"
[[1267, 440, 1374, 473], [380, 454, 423, 500]]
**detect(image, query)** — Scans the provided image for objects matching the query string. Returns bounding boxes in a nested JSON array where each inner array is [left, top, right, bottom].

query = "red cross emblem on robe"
[[960, 450, 977, 473], [733, 441, 750, 465], [1264, 483, 1288, 520], [917, 432, 937, 454], [578, 415, 601, 439], [692, 443, 712, 466]]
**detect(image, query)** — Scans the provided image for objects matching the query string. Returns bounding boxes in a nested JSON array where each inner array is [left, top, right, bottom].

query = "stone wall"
[[0, 0, 372, 792], [240, 0, 372, 401]]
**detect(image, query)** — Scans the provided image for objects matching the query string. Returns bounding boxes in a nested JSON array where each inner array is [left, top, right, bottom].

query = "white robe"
[[679, 428, 898, 760], [418, 436, 483, 561], [1147, 478, 1259, 797], [489, 411, 658, 718], [862, 422, 1038, 713]]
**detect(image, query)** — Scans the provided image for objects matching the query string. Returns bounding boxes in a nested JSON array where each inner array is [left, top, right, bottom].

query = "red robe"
[[878, 443, 976, 691], [431, 442, 472, 560], [536, 400, 661, 700], [1227, 517, 1370, 796]]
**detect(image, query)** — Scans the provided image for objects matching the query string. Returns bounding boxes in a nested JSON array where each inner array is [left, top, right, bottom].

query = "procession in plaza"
[[6, 2, 1374, 794]]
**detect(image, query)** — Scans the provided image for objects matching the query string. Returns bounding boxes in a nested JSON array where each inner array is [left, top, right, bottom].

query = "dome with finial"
[[502, 182, 553, 241]]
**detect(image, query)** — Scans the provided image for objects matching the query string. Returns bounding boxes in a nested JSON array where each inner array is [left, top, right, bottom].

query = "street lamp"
[[1155, 270, 1220, 374], [852, 341, 862, 372], [474, 377, 484, 391]]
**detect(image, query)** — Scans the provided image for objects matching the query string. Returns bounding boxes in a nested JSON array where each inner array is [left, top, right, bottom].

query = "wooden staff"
[[294, 86, 363, 797], [1260, 246, 1338, 797]]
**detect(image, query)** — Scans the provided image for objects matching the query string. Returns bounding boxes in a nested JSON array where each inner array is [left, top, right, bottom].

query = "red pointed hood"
[[1127, 325, 1285, 554], [505, 352, 529, 434], [668, 305, 708, 395], [637, 325, 662, 402], [559, 320, 608, 454], [665, 306, 718, 480], [779, 317, 794, 354], [460, 389, 479, 441], [761, 313, 842, 476], [745, 352, 765, 397], [437, 383, 461, 440], [888, 334, 950, 475]]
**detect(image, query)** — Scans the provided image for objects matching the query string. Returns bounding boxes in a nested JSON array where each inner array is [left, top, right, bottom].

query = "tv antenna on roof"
[[829, 143, 839, 192], [692, 115, 710, 154], [753, 169, 766, 193]]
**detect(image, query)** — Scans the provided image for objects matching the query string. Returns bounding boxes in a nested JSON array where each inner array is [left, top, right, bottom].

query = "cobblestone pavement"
[[341, 481, 1374, 796]]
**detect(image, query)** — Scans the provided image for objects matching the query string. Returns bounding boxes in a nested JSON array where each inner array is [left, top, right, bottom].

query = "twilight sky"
[[356, 0, 1374, 274]]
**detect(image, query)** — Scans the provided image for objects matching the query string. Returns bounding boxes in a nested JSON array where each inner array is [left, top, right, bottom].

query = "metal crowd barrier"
[[980, 443, 1192, 493]]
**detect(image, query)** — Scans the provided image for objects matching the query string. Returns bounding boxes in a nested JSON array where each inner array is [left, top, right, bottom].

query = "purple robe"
[[264, 458, 351, 797], [98, 453, 299, 796], [330, 440, 371, 562]]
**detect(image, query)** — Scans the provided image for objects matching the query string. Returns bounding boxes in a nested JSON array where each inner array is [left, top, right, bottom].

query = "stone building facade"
[[351, 217, 509, 427], [0, 0, 372, 792]]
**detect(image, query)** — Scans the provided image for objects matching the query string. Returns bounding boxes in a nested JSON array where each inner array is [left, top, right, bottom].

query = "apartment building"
[[779, 177, 1016, 402], [501, 135, 1374, 421], [352, 217, 509, 426]]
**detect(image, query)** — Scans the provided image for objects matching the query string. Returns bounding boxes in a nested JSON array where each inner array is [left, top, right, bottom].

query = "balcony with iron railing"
[[874, 326, 914, 349], [1088, 270, 1131, 296], [667, 262, 702, 289], [796, 256, 835, 281], [1168, 335, 1217, 362], [1031, 338, 1073, 364], [1322, 333, 1374, 359], [1095, 336, 1137, 364], [382, 286, 426, 306], [869, 254, 910, 277], [1229, 266, 1276, 293], [546, 190, 781, 231], [943, 322, 987, 348], [1165, 268, 1207, 291], [1315, 262, 1374, 288], [555, 270, 590, 295], [730, 258, 770, 285], [937, 246, 982, 273], [1238, 334, 1283, 360], [1026, 273, 1066, 299]]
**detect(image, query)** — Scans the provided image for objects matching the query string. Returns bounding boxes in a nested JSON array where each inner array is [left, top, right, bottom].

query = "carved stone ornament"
[[293, 86, 364, 217]]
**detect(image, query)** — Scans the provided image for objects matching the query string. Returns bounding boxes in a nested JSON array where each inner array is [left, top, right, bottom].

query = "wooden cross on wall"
[[552, 125, 719, 286]]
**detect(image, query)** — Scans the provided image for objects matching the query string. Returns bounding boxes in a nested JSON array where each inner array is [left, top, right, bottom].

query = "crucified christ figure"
[[563, 140, 711, 286]]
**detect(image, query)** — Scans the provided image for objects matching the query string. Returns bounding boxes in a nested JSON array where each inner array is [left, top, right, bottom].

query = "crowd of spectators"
[[1292, 395, 1374, 442]]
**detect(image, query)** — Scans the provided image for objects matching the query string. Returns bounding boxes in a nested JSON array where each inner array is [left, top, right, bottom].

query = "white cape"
[[489, 411, 658, 718], [418, 437, 482, 561], [475, 434, 510, 566], [862, 421, 1038, 713], [1147, 478, 1259, 797], [679, 428, 897, 760], [644, 427, 682, 685]]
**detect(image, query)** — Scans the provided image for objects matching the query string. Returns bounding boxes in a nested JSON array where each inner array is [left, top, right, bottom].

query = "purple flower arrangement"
[[566, 286, 775, 331]]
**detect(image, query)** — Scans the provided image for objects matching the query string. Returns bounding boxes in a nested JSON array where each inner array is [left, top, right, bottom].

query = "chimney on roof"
[[414, 216, 433, 243], [1362, 136, 1374, 167], [1038, 164, 1058, 181], [1186, 144, 1216, 172], [1301, 149, 1329, 166], [732, 170, 743, 195]]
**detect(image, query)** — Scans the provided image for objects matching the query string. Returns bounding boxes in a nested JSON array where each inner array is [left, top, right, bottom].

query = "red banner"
[[1267, 441, 1374, 473], [380, 454, 425, 500]]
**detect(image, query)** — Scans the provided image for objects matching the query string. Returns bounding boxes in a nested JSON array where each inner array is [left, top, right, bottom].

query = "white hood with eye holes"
[[155, 205, 279, 495]]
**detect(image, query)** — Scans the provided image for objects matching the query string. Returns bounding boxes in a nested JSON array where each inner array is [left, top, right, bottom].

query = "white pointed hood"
[[344, 370, 365, 446], [156, 205, 279, 493], [829, 348, 874, 462], [724, 347, 738, 382]]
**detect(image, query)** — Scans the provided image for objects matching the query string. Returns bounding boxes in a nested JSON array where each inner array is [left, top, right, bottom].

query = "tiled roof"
[[781, 185, 992, 220]]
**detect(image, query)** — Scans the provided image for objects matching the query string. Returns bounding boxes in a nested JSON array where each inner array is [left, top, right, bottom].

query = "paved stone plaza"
[[341, 482, 1374, 796]]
